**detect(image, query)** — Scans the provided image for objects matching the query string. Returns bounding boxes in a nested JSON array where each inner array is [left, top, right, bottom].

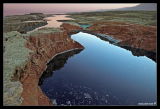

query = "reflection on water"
[[39, 32, 156, 106], [119, 45, 156, 62], [43, 15, 74, 28], [39, 49, 83, 86], [28, 15, 74, 33]]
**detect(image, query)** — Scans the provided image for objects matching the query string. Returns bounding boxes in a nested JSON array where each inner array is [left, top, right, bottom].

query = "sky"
[[3, 3, 140, 16]]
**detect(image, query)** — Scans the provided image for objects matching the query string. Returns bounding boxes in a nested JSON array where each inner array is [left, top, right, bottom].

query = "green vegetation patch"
[[4, 13, 46, 23], [68, 11, 157, 26], [3, 13, 52, 33], [3, 31, 33, 105], [25, 27, 62, 37]]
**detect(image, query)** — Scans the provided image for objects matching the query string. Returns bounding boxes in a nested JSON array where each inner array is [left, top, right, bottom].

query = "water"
[[42, 15, 74, 28], [39, 32, 156, 106], [79, 24, 91, 29], [27, 15, 74, 33]]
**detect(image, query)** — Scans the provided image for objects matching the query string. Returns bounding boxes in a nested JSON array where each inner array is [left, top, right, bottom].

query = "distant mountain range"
[[96, 3, 157, 12]]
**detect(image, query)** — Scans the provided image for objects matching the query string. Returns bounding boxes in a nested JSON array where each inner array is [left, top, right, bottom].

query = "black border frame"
[[1, 0, 159, 108]]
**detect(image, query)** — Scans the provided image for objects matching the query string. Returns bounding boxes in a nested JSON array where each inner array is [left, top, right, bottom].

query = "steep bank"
[[15, 24, 83, 105], [20, 31, 84, 105]]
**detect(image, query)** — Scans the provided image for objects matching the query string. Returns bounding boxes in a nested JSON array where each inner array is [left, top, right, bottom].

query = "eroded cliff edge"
[[21, 30, 83, 105], [19, 25, 84, 106]]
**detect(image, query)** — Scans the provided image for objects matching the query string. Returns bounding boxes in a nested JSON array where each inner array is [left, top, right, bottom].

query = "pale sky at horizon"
[[4, 3, 140, 16]]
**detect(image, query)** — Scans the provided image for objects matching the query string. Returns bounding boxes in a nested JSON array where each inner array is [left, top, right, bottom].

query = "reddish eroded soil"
[[88, 21, 157, 52], [18, 25, 84, 106], [60, 23, 83, 34]]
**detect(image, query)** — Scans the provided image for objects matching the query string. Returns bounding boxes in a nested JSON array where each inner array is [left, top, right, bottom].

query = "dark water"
[[39, 32, 156, 106], [79, 24, 91, 29]]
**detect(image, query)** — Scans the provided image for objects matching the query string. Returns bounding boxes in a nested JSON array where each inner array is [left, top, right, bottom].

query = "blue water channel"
[[39, 32, 156, 106]]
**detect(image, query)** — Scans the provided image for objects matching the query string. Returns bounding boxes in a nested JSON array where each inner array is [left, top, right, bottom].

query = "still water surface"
[[40, 32, 156, 105], [27, 15, 74, 33]]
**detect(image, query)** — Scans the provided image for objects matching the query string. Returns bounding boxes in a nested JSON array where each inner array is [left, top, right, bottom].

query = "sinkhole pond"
[[39, 32, 156, 106]]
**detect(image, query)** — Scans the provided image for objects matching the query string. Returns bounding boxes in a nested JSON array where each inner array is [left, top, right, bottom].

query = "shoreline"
[[67, 30, 156, 62], [46, 48, 84, 65], [19, 24, 84, 106]]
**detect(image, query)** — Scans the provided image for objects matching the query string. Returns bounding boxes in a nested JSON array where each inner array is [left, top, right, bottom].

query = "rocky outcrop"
[[13, 30, 84, 105]]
